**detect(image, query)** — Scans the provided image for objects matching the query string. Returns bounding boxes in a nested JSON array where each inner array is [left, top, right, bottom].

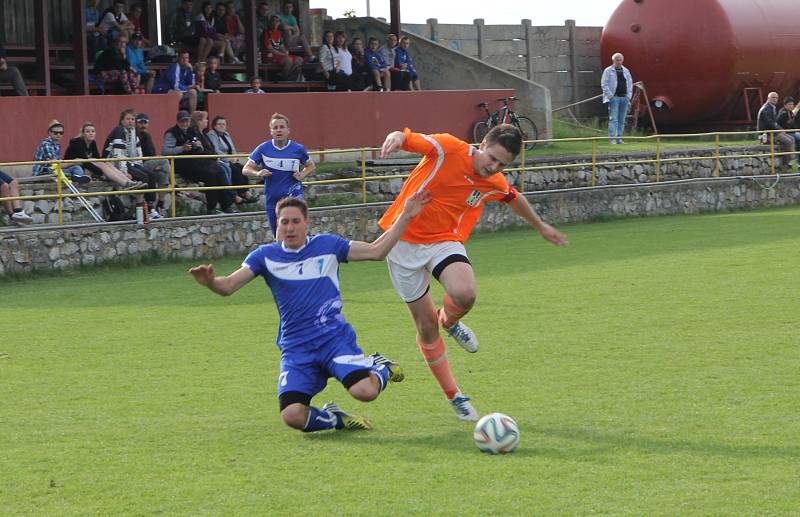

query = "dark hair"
[[276, 196, 308, 218], [784, 97, 795, 105], [211, 115, 227, 127], [119, 108, 136, 123], [367, 36, 379, 45], [250, 75, 261, 83], [333, 30, 347, 50], [484, 124, 522, 156]]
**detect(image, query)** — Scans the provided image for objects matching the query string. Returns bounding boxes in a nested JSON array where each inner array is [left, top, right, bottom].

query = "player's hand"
[[292, 171, 305, 181], [258, 169, 272, 178], [402, 190, 431, 218], [189, 264, 215, 286], [539, 223, 569, 246], [380, 131, 405, 158]]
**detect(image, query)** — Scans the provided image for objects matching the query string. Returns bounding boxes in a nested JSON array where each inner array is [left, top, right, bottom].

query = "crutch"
[[54, 163, 105, 223]]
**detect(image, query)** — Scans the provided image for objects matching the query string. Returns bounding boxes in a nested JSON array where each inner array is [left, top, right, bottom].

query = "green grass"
[[2, 208, 799, 515]]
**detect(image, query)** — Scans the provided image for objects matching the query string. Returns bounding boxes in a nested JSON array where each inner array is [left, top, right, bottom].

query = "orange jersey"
[[378, 128, 518, 243]]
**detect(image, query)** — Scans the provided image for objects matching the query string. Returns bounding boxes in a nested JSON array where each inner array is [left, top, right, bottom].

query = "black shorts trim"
[[279, 391, 312, 411], [432, 254, 471, 281], [342, 369, 372, 389], [406, 284, 431, 304]]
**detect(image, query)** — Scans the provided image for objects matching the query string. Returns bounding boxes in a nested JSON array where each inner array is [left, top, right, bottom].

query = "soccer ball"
[[473, 412, 520, 454]]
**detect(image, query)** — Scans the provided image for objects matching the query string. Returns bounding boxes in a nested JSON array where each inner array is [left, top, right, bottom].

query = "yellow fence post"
[[655, 135, 662, 182], [769, 132, 776, 175], [714, 133, 721, 177], [56, 164, 63, 225], [360, 149, 367, 203], [520, 143, 526, 191], [591, 139, 597, 186], [169, 157, 177, 218]]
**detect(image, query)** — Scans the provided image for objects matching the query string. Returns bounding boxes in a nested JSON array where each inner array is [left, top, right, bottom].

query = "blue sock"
[[371, 364, 390, 392], [302, 406, 340, 432]]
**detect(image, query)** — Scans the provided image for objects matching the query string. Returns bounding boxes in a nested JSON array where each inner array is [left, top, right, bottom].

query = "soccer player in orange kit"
[[379, 124, 568, 421]]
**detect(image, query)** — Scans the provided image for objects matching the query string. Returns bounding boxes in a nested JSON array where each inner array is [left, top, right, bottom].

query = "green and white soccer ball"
[[473, 412, 520, 454]]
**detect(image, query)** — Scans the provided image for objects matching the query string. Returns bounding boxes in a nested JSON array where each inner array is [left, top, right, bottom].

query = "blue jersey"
[[248, 139, 310, 202], [243, 234, 352, 352]]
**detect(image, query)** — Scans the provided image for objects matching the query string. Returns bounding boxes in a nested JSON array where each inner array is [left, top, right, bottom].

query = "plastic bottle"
[[135, 204, 144, 225]]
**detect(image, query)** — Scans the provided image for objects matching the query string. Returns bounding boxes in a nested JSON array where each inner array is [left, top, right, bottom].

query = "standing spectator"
[[263, 15, 303, 81], [162, 110, 233, 215], [380, 33, 409, 90], [758, 91, 797, 168], [395, 36, 421, 91], [245, 76, 266, 94], [135, 113, 172, 216], [600, 52, 633, 144], [170, 0, 199, 49], [255, 1, 271, 46], [104, 109, 165, 219], [98, 0, 135, 43], [85, 0, 108, 62], [204, 56, 222, 92], [126, 32, 154, 93], [95, 34, 143, 95], [33, 120, 90, 183], [242, 112, 315, 235], [64, 122, 145, 191], [0, 51, 28, 96], [277, 0, 313, 61], [0, 170, 33, 224], [349, 37, 370, 91], [207, 115, 256, 205], [152, 51, 199, 113], [364, 37, 390, 91]]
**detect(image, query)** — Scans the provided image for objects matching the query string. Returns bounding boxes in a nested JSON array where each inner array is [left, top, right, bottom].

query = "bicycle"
[[473, 96, 538, 151]]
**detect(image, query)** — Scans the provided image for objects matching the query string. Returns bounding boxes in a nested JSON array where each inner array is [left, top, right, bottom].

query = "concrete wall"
[[3, 175, 799, 276], [325, 17, 553, 139]]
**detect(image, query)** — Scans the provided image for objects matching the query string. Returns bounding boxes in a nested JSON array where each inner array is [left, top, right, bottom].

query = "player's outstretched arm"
[[347, 190, 431, 261], [189, 264, 256, 296], [380, 130, 406, 158], [507, 195, 569, 246]]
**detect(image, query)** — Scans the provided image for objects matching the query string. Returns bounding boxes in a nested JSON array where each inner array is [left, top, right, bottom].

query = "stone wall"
[[2, 174, 799, 276]]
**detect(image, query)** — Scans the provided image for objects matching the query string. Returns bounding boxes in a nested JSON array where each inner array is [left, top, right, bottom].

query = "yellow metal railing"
[[0, 129, 794, 226]]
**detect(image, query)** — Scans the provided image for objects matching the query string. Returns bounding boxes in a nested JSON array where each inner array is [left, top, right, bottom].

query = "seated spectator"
[[204, 56, 222, 92], [170, 0, 201, 53], [104, 109, 165, 219], [278, 0, 313, 61], [206, 115, 257, 205], [364, 36, 390, 91], [380, 33, 410, 91], [349, 37, 370, 91], [0, 169, 33, 224], [98, 0, 135, 43], [757, 91, 796, 168], [126, 3, 151, 45], [196, 1, 232, 64], [135, 113, 171, 217], [126, 32, 154, 93], [0, 51, 28, 96], [33, 120, 89, 183], [152, 50, 199, 112], [245, 76, 266, 94], [255, 1, 271, 47], [95, 34, 143, 94], [85, 0, 108, 62], [319, 30, 348, 91], [395, 36, 421, 90], [223, 1, 246, 61], [193, 61, 215, 109], [263, 15, 303, 81], [64, 122, 145, 191], [162, 110, 233, 215], [776, 96, 800, 148]]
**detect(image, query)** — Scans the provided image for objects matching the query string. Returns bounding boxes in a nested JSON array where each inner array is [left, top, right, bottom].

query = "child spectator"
[[245, 76, 266, 94], [364, 36, 390, 91], [0, 169, 33, 224], [33, 120, 90, 183], [395, 36, 421, 90], [95, 34, 143, 94], [263, 15, 304, 81], [126, 32, 154, 93], [204, 56, 222, 92], [64, 122, 145, 191]]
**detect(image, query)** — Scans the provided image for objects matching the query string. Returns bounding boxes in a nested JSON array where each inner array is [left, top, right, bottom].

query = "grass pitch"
[[2, 208, 799, 515]]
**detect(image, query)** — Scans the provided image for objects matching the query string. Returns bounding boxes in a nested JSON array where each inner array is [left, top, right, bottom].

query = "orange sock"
[[439, 294, 469, 329], [417, 335, 459, 400]]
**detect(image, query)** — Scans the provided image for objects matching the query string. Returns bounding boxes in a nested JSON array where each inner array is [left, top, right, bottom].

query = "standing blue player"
[[189, 191, 430, 432], [242, 112, 316, 236]]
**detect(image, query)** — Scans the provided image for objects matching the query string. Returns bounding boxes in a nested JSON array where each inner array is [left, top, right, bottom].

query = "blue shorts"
[[277, 325, 370, 398], [0, 169, 14, 185]]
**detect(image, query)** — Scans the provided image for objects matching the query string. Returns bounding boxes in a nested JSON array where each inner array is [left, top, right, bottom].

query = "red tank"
[[600, 0, 800, 126]]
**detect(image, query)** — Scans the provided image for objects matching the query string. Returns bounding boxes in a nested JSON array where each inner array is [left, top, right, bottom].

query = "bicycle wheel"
[[473, 121, 490, 145], [513, 116, 539, 151]]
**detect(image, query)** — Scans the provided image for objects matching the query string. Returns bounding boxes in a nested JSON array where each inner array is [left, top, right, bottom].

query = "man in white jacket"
[[600, 53, 634, 144]]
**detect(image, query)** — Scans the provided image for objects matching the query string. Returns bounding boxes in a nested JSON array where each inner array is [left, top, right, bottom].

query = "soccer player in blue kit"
[[243, 112, 316, 236], [189, 191, 430, 432]]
